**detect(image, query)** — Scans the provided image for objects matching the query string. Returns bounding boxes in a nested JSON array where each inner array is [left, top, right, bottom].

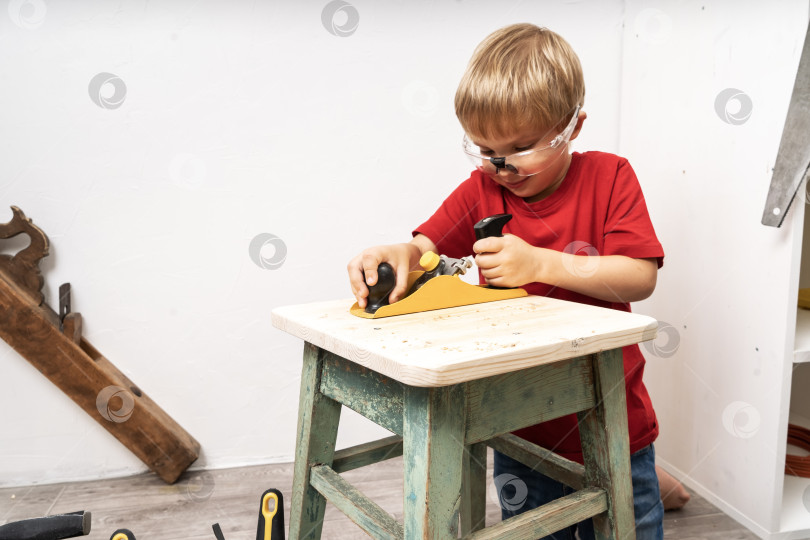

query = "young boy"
[[348, 23, 665, 539]]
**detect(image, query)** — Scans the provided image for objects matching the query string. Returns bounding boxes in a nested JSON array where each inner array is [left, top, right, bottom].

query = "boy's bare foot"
[[656, 465, 691, 510]]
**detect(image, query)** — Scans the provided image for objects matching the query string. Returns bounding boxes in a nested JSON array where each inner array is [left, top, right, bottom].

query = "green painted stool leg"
[[460, 442, 487, 535], [577, 349, 636, 540], [403, 384, 467, 539], [289, 343, 342, 540]]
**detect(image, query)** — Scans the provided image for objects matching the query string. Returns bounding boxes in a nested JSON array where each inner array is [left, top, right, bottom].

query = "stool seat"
[[272, 296, 657, 539]]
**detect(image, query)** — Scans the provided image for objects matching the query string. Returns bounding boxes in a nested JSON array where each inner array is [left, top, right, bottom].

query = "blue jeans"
[[493, 444, 664, 540]]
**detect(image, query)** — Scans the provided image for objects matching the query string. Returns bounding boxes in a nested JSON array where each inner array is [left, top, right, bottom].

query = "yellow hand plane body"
[[350, 269, 527, 319]]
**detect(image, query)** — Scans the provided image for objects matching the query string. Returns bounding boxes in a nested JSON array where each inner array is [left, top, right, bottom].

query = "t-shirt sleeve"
[[412, 177, 480, 259], [603, 159, 665, 268]]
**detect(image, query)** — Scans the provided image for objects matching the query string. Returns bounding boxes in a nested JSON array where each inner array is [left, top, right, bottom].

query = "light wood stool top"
[[272, 295, 658, 387]]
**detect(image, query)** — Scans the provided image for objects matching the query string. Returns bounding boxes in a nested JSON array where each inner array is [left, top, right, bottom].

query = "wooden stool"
[[272, 296, 657, 539]]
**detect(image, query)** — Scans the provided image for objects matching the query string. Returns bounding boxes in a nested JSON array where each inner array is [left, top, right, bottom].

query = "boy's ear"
[[570, 110, 587, 141]]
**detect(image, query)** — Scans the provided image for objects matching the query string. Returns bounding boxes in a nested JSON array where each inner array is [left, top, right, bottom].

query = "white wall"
[[0, 0, 625, 486], [623, 0, 809, 536]]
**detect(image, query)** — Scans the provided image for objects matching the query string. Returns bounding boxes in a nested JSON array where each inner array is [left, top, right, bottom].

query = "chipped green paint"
[[320, 350, 404, 435], [464, 355, 595, 444], [288, 344, 634, 539], [577, 349, 635, 540], [466, 487, 608, 539], [289, 343, 342, 540], [461, 442, 487, 535], [488, 433, 585, 490], [403, 384, 466, 539], [332, 435, 403, 474], [310, 465, 404, 539]]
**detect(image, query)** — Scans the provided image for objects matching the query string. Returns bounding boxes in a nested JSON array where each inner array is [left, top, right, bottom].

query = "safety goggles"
[[462, 105, 581, 177]]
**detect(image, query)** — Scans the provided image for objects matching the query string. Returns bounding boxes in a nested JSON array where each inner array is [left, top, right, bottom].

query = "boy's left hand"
[[473, 234, 540, 288]]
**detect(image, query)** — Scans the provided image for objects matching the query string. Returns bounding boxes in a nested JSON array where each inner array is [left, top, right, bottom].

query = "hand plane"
[[350, 214, 527, 319]]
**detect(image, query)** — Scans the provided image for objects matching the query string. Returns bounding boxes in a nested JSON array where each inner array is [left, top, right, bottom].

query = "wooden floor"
[[0, 451, 759, 539]]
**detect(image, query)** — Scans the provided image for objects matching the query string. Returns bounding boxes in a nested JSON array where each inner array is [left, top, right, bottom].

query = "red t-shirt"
[[414, 151, 665, 463]]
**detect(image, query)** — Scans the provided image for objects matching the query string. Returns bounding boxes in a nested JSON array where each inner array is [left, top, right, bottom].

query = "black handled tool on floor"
[[256, 488, 284, 540], [0, 511, 91, 540], [210, 489, 285, 540]]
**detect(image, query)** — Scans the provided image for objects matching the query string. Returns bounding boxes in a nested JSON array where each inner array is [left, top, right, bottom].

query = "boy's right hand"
[[348, 242, 423, 309]]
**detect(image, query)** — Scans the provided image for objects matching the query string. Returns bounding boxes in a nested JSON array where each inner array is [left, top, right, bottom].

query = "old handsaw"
[[762, 19, 810, 227]]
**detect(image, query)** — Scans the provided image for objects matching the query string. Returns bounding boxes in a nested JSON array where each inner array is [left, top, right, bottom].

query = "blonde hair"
[[455, 23, 585, 139]]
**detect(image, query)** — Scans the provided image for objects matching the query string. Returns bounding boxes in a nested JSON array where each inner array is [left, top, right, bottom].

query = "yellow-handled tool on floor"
[[257, 489, 284, 540]]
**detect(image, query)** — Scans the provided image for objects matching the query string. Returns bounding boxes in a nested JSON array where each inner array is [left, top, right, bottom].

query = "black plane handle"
[[474, 213, 512, 240]]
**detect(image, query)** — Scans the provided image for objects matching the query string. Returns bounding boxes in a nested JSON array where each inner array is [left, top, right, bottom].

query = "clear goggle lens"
[[462, 106, 580, 177]]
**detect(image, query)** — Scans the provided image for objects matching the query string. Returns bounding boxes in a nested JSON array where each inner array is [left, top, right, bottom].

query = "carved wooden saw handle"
[[0, 206, 50, 306]]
